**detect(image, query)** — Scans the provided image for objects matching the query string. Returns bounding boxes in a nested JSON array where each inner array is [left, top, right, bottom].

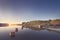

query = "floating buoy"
[[15, 28, 18, 32], [9, 31, 15, 38]]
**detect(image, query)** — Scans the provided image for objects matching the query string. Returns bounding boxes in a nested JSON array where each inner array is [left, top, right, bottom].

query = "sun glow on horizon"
[[0, 21, 22, 26]]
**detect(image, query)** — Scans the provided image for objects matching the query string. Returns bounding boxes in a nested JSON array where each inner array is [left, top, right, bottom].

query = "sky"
[[0, 0, 60, 24]]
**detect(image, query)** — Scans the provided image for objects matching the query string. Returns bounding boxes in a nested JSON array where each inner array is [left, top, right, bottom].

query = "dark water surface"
[[0, 26, 60, 40]]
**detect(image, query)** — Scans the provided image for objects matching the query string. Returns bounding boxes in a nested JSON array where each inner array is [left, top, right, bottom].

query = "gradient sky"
[[0, 0, 60, 23]]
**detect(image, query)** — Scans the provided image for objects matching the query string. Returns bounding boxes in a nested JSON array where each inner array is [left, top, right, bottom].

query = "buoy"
[[15, 28, 18, 32], [9, 31, 15, 38]]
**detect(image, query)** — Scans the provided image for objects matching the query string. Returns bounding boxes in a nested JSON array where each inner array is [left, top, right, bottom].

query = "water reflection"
[[47, 29, 60, 34], [1, 26, 60, 40], [22, 26, 46, 31], [22, 26, 60, 34]]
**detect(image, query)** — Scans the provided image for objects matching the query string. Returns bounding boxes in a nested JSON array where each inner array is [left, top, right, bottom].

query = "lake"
[[0, 26, 60, 40]]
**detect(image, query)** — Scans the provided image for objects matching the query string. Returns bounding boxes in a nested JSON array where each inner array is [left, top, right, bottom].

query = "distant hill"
[[50, 19, 60, 26], [0, 23, 9, 27], [22, 19, 60, 27]]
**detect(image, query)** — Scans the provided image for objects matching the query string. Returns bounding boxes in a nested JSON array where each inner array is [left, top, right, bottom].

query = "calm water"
[[0, 26, 60, 40]]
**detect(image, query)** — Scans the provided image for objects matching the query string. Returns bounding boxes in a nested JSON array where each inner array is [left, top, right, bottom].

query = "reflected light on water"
[[0, 25, 22, 33]]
